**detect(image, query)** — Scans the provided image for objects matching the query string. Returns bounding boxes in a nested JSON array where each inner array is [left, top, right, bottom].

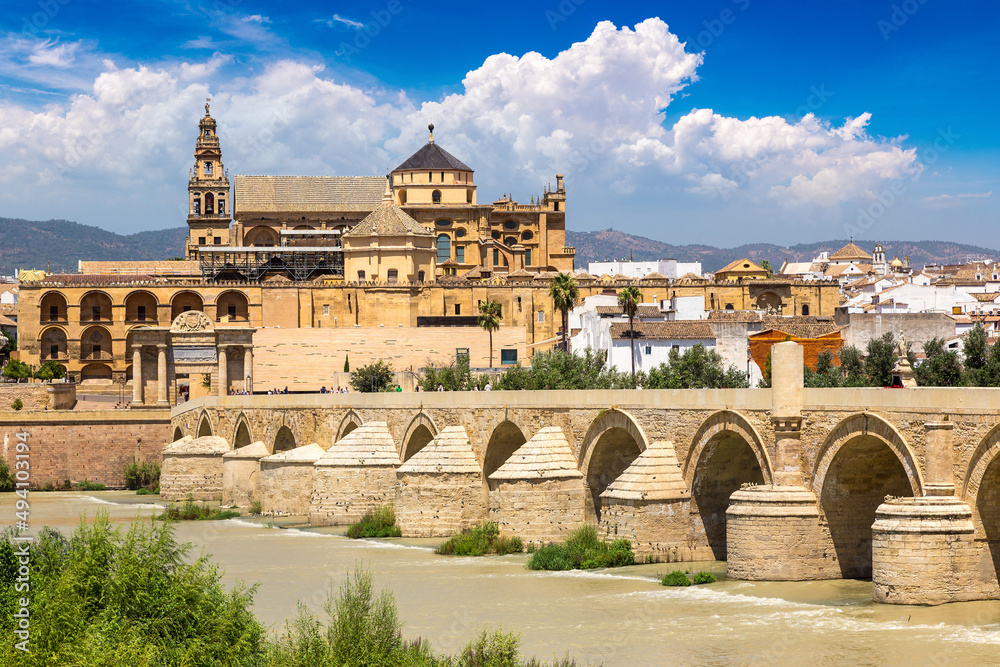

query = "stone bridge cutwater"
[[166, 343, 1000, 606]]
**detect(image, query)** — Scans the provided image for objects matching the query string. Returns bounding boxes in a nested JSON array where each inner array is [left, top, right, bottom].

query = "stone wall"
[[0, 384, 50, 411], [160, 453, 225, 501], [837, 311, 956, 350], [1, 410, 170, 488], [310, 465, 398, 525], [395, 471, 487, 537], [259, 462, 315, 516], [222, 458, 260, 507], [600, 499, 707, 562], [488, 478, 587, 546]]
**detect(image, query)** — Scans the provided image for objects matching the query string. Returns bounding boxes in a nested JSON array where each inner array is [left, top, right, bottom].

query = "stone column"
[[872, 421, 981, 604], [727, 341, 829, 581], [218, 344, 228, 397], [244, 346, 253, 393], [132, 345, 143, 405], [156, 344, 168, 405]]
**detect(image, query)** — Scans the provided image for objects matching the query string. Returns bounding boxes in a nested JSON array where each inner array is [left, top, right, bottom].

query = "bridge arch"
[[685, 410, 772, 560], [400, 412, 437, 462], [232, 415, 252, 449], [813, 412, 921, 578], [273, 425, 296, 453], [335, 410, 363, 442], [172, 426, 183, 443], [483, 420, 528, 485], [963, 424, 1000, 587], [579, 409, 648, 521], [197, 412, 214, 438]]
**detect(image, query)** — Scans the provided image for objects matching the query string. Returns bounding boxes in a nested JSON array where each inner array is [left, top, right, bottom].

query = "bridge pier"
[[727, 342, 834, 580], [872, 422, 982, 605]]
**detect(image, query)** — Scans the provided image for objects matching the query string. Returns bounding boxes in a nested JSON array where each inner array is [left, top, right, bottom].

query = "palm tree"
[[478, 299, 503, 367], [617, 286, 643, 385], [549, 272, 579, 352], [760, 259, 774, 279]]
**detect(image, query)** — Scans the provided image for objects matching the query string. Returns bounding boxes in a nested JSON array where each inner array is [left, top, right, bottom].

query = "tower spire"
[[428, 123, 435, 144]]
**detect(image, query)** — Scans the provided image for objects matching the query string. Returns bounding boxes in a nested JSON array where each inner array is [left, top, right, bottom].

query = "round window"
[[503, 220, 517, 230]]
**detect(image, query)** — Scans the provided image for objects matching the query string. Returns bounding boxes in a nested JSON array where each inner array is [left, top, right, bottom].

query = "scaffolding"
[[198, 247, 344, 282]]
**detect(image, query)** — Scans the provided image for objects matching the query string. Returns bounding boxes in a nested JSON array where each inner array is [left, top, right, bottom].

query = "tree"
[[964, 322, 988, 384], [916, 338, 965, 387], [2, 359, 31, 382], [420, 354, 477, 391], [864, 332, 898, 387], [344, 353, 350, 373], [760, 259, 774, 279], [350, 359, 394, 393], [477, 299, 502, 367], [548, 273, 579, 352], [838, 345, 866, 386], [492, 349, 630, 391], [804, 350, 841, 387], [34, 360, 67, 381], [617, 286, 643, 385], [644, 344, 749, 389]]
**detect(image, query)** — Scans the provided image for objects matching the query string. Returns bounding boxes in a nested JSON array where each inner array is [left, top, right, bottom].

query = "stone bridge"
[[169, 343, 1000, 605]]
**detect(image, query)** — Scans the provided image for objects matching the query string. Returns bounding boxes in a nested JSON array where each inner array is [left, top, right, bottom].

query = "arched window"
[[491, 231, 500, 240], [725, 303, 734, 310], [193, 198, 201, 214], [504, 236, 516, 246], [204, 161, 213, 176], [802, 304, 810, 316], [432, 190, 442, 204], [436, 234, 451, 263], [387, 269, 398, 283], [205, 192, 215, 215]]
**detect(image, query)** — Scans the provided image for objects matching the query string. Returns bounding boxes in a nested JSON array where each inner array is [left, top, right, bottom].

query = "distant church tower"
[[186, 100, 231, 259], [872, 242, 887, 276]]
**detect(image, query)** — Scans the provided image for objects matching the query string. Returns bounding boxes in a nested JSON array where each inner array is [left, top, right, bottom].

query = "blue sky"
[[0, 0, 997, 247]]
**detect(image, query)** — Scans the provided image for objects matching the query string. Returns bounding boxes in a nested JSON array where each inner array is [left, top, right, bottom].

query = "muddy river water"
[[7, 492, 1000, 666]]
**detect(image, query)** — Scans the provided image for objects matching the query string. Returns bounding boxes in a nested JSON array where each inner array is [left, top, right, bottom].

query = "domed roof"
[[830, 242, 872, 261], [393, 125, 472, 172]]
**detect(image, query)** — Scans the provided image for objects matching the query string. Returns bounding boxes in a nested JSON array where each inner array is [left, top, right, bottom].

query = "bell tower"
[[186, 99, 231, 259]]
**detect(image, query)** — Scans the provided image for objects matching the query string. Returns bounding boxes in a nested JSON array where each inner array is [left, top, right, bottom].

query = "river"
[[6, 492, 1000, 666]]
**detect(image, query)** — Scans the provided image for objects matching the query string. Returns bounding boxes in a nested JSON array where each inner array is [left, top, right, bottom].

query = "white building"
[[587, 259, 702, 280], [608, 321, 716, 374]]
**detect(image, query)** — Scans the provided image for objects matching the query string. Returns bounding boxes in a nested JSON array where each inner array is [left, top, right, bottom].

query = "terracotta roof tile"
[[596, 305, 663, 318], [610, 321, 715, 340], [829, 242, 872, 261], [344, 200, 433, 237], [234, 175, 386, 214], [707, 310, 762, 323]]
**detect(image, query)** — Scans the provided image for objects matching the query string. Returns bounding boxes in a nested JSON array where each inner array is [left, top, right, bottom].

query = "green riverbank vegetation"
[[661, 570, 717, 587], [0, 515, 583, 665], [436, 522, 524, 556], [155, 498, 241, 521], [346, 504, 403, 539], [526, 526, 635, 571]]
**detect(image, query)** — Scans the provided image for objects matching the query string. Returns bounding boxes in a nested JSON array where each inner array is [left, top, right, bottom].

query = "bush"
[[9, 399, 22, 411], [437, 522, 524, 556], [0, 460, 13, 492], [349, 359, 395, 393], [526, 525, 635, 571], [346, 504, 402, 539], [135, 488, 153, 496], [0, 513, 266, 664], [661, 571, 692, 587], [249, 500, 262, 515], [33, 360, 66, 381], [692, 571, 717, 585], [124, 459, 160, 491], [2, 359, 30, 382], [155, 498, 240, 521], [75, 481, 106, 491]]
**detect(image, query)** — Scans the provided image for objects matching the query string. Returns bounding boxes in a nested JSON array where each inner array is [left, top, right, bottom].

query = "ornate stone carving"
[[170, 310, 214, 333]]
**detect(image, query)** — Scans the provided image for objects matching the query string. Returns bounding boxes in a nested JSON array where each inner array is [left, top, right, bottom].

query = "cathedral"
[[15, 106, 838, 399]]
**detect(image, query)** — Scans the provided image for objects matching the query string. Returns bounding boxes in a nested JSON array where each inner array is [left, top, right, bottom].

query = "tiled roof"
[[601, 440, 687, 501], [0, 314, 17, 326], [829, 242, 872, 261], [972, 292, 1000, 302], [462, 266, 484, 280], [234, 175, 386, 214], [396, 426, 480, 474], [676, 272, 705, 281], [488, 427, 582, 481], [40, 274, 157, 285], [344, 200, 433, 237], [707, 310, 762, 323], [393, 142, 472, 171], [717, 258, 765, 274], [640, 272, 669, 280], [316, 422, 400, 467], [596, 305, 663, 318], [753, 324, 843, 339], [609, 321, 715, 340]]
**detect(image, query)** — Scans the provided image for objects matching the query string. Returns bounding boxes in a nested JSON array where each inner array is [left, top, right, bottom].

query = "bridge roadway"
[[170, 343, 1000, 605]]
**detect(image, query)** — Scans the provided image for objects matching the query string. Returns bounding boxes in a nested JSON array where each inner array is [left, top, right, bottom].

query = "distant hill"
[[0, 218, 187, 275], [566, 230, 999, 273], [1, 216, 995, 277]]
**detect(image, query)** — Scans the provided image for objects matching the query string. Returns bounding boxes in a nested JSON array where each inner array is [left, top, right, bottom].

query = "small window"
[[417, 271, 425, 282], [456, 246, 465, 263], [435, 219, 451, 227], [521, 230, 533, 241], [50, 344, 58, 358], [183, 305, 191, 312], [228, 303, 237, 318], [214, 236, 221, 245], [432, 190, 442, 204], [323, 304, 330, 316], [491, 231, 500, 240], [976, 274, 982, 281], [204, 161, 213, 176], [199, 236, 206, 245], [387, 269, 398, 283], [672, 344, 680, 352], [725, 303, 734, 310], [525, 249, 532, 266], [538, 310, 545, 323], [953, 306, 962, 315], [645, 345, 652, 355], [500, 349, 517, 365], [137, 305, 146, 321], [93, 344, 101, 357], [428, 171, 432, 182], [554, 202, 559, 211], [193, 199, 201, 214], [802, 304, 810, 316], [456, 348, 469, 363], [49, 304, 59, 320], [204, 129, 210, 136], [454, 304, 461, 315], [503, 220, 517, 230], [92, 305, 101, 320], [440, 171, 445, 182], [437, 234, 451, 263], [455, 228, 466, 237], [493, 249, 500, 265], [218, 200, 225, 215], [504, 236, 516, 246], [358, 271, 366, 281]]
